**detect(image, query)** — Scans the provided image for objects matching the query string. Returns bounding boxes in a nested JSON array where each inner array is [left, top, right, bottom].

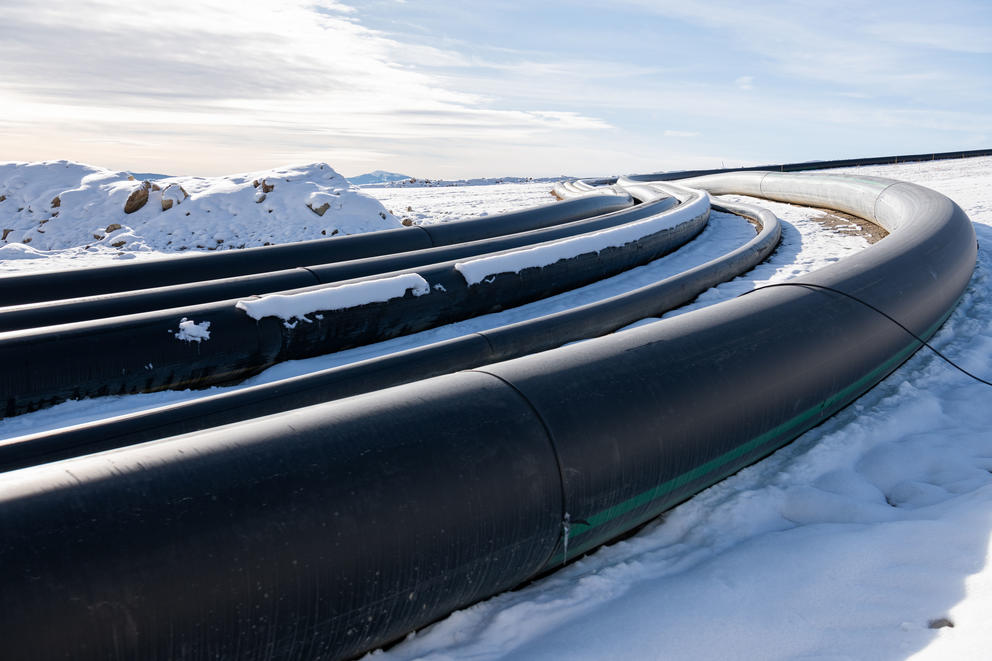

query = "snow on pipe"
[[0, 173, 975, 661], [0, 193, 657, 333], [0, 197, 778, 471], [0, 192, 634, 307], [0, 193, 706, 418]]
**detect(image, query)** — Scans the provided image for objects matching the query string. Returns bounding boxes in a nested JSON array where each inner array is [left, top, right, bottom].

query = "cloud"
[[610, 0, 990, 99], [664, 130, 700, 138], [735, 76, 754, 91], [0, 0, 611, 174], [867, 21, 992, 54]]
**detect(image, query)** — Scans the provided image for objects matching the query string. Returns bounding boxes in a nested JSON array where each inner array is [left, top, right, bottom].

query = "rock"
[[105, 223, 122, 233], [255, 192, 266, 204], [161, 183, 189, 211], [0, 194, 6, 202], [51, 195, 61, 208], [308, 202, 331, 217], [261, 179, 275, 193], [401, 218, 413, 226], [1, 229, 12, 241], [127, 175, 136, 181], [111, 240, 126, 248], [124, 183, 150, 214]]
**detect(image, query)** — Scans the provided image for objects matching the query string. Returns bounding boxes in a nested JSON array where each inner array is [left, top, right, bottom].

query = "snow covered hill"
[[0, 161, 400, 257]]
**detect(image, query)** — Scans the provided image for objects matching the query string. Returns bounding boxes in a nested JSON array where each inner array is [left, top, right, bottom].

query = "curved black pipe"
[[0, 193, 633, 307], [0, 173, 976, 661], [0, 372, 566, 661], [0, 194, 652, 333], [0, 193, 706, 417], [562, 147, 992, 189], [0, 199, 777, 471]]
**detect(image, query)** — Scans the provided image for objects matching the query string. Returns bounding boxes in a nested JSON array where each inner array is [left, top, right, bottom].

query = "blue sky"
[[0, 0, 989, 178]]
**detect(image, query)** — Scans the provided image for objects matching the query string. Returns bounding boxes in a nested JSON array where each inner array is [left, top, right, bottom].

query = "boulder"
[[124, 183, 150, 214]]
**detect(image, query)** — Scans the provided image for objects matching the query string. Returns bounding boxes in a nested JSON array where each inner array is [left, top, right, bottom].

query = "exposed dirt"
[[809, 209, 888, 244]]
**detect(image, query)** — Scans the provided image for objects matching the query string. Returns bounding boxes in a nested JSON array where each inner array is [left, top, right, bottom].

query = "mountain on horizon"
[[347, 170, 413, 185]]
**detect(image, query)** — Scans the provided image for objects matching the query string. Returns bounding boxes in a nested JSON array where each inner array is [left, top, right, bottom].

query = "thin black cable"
[[740, 282, 992, 387]]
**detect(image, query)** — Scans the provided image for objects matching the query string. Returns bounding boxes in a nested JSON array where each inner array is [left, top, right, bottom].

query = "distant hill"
[[347, 170, 413, 186], [128, 171, 173, 180], [359, 175, 570, 188]]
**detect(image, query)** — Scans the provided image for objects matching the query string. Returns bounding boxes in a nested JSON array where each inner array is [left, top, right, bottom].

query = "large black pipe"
[[0, 198, 778, 471], [0, 173, 976, 660], [0, 194, 652, 332], [0, 373, 566, 661], [0, 192, 706, 417], [0, 193, 632, 306]]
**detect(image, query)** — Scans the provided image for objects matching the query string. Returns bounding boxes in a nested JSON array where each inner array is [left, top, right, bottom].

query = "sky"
[[0, 0, 989, 179]]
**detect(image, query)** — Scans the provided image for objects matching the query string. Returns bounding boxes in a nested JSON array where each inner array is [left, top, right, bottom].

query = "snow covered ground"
[[1, 156, 989, 660], [369, 181, 557, 226]]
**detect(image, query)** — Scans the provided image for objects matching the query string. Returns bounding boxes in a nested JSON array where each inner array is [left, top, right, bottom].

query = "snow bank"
[[455, 189, 707, 285], [235, 273, 431, 326], [0, 160, 400, 252]]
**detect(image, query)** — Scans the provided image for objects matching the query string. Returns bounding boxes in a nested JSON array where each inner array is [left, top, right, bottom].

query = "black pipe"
[[0, 372, 565, 661], [0, 199, 777, 471], [0, 194, 649, 333], [0, 193, 633, 306], [0, 193, 706, 417]]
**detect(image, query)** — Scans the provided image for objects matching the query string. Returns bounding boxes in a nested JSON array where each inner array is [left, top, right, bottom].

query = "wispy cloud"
[[0, 0, 611, 175], [735, 76, 754, 91]]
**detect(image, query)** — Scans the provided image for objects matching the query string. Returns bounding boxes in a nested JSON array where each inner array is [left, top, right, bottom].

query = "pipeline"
[[0, 197, 778, 471], [0, 172, 976, 660], [0, 194, 654, 333], [0, 191, 705, 417], [553, 147, 992, 195]]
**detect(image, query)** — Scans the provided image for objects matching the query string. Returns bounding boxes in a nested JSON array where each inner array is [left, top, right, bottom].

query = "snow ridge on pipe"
[[0, 192, 705, 418], [0, 192, 633, 307], [235, 273, 432, 324], [0, 198, 777, 470], [0, 172, 975, 661]]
